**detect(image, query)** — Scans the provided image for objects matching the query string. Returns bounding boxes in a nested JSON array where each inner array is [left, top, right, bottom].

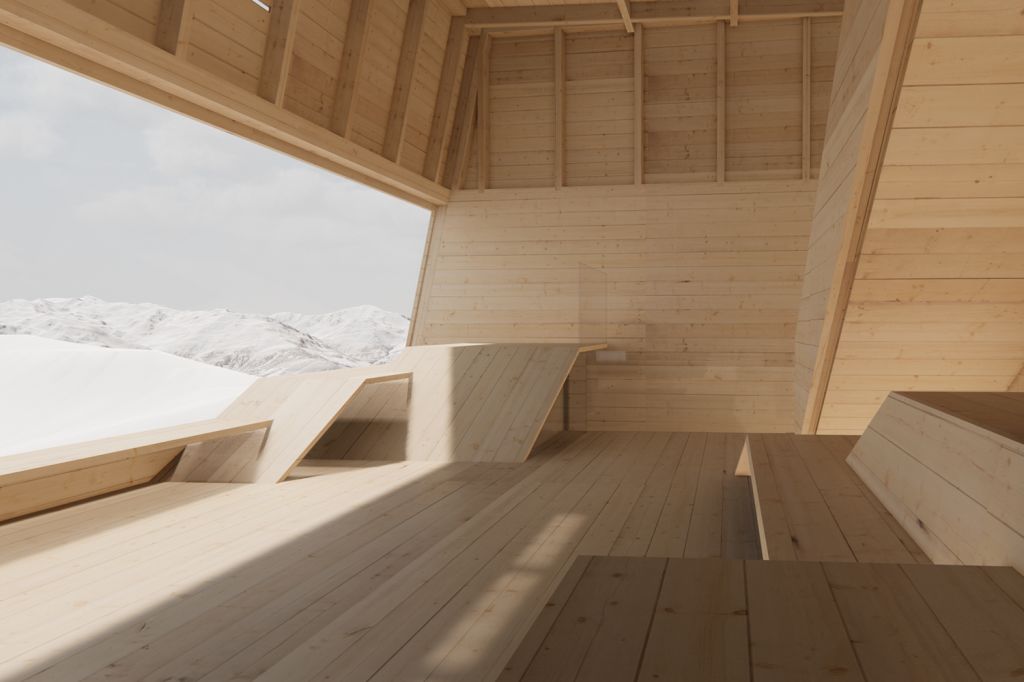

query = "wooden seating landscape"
[[0, 417, 271, 522], [848, 391, 1024, 572]]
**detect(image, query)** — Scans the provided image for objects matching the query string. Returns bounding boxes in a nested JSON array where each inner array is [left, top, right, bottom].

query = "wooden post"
[[730, 0, 739, 26], [423, 16, 467, 182], [477, 32, 491, 191], [554, 28, 565, 188], [383, 0, 428, 162], [716, 21, 726, 182], [155, 0, 192, 56], [633, 24, 643, 185], [330, 0, 370, 137], [802, 16, 812, 180], [258, 0, 302, 106], [443, 35, 482, 189]]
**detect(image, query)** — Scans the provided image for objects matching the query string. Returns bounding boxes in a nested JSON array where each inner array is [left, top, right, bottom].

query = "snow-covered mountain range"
[[0, 296, 409, 376]]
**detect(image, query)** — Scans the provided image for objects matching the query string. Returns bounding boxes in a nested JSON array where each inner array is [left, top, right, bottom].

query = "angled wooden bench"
[[848, 391, 1024, 572], [0, 417, 271, 523], [736, 433, 928, 563]]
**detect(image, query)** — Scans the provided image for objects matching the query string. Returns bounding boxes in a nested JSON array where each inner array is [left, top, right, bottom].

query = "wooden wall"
[[793, 0, 907, 433], [813, 0, 1024, 434], [411, 181, 817, 433], [455, 17, 841, 189]]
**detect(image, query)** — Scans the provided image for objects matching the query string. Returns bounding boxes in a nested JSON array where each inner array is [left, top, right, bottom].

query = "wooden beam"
[[464, 1, 843, 30], [716, 20, 725, 182], [801, 0, 923, 433], [442, 35, 481, 188], [615, 0, 634, 33], [154, 0, 192, 56], [633, 23, 643, 185], [554, 27, 565, 188], [423, 16, 466, 182], [330, 0, 370, 137], [801, 16, 811, 180], [258, 0, 302, 106], [383, 0, 428, 162], [0, 0, 447, 205], [730, 0, 739, 27], [477, 32, 491, 191]]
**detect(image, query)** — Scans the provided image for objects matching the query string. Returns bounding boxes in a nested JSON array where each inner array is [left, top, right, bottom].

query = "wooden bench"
[[736, 433, 927, 563], [848, 391, 1024, 572], [0, 417, 271, 522], [502, 555, 1024, 681]]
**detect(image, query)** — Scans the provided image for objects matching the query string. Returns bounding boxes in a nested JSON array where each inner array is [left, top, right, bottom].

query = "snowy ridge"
[[0, 297, 409, 376]]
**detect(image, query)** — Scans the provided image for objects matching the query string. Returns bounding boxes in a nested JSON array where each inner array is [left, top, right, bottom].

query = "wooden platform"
[[504, 555, 1024, 681], [849, 391, 1024, 572], [0, 431, 756, 681], [0, 417, 271, 522], [311, 343, 601, 463], [737, 433, 927, 563], [172, 366, 412, 483]]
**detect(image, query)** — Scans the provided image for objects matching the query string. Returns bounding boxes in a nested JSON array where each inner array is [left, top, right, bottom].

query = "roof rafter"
[[464, 0, 843, 30]]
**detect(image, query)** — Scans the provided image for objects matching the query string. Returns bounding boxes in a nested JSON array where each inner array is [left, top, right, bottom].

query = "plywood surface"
[[505, 555, 1024, 682], [0, 430, 758, 680]]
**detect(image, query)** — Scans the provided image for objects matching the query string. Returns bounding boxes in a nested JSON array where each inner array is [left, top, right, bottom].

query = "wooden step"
[[847, 391, 1024, 573], [736, 433, 927, 563]]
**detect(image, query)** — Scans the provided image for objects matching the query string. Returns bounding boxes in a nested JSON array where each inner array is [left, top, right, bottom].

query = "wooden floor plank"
[[637, 558, 749, 682]]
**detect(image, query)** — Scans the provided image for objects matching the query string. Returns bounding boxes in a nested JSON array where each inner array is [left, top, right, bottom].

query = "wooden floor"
[[0, 431, 757, 681], [505, 555, 1024, 681]]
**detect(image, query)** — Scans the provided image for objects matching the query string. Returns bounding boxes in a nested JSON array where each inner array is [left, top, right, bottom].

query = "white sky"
[[0, 47, 431, 315]]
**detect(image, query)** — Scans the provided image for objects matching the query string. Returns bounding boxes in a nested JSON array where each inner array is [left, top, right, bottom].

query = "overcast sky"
[[0, 47, 430, 315]]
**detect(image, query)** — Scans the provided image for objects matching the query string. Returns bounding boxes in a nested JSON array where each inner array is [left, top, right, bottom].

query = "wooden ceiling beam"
[[330, 0, 370, 137], [464, 1, 843, 30], [442, 35, 481, 189], [154, 0, 192, 56], [0, 0, 448, 205], [383, 0, 428, 162], [423, 16, 466, 182], [615, 0, 634, 33], [258, 0, 302, 106]]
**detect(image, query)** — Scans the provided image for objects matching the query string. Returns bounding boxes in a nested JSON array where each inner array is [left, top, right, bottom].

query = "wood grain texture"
[[506, 556, 1024, 682], [740, 432, 927, 563], [411, 180, 816, 433], [847, 391, 1024, 573], [311, 343, 596, 463], [817, 0, 1024, 433], [0, 431, 760, 680], [0, 418, 271, 522]]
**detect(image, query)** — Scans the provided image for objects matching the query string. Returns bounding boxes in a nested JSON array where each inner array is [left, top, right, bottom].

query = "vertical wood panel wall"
[[411, 181, 817, 433], [455, 18, 840, 190]]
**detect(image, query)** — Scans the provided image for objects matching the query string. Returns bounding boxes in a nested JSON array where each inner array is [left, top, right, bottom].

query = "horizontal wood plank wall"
[[817, 0, 1024, 433], [793, 0, 895, 432], [411, 181, 816, 433], [189, 0, 269, 93], [489, 34, 555, 188], [63, 0, 159, 42]]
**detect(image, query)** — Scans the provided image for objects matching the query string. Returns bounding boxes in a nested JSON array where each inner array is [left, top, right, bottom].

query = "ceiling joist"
[[463, 0, 843, 30]]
